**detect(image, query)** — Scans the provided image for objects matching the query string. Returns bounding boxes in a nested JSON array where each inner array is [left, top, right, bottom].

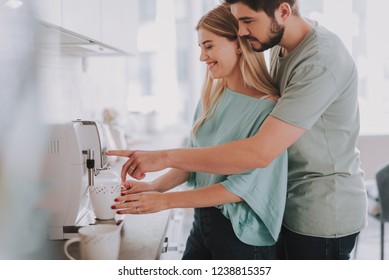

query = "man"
[[107, 0, 367, 260]]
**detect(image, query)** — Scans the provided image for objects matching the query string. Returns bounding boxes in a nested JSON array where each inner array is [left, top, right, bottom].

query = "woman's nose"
[[199, 51, 207, 62]]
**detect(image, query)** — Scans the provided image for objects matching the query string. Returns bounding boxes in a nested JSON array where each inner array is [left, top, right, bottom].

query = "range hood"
[[37, 22, 125, 56]]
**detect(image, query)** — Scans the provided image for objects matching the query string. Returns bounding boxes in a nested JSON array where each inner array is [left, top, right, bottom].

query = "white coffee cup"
[[64, 224, 121, 260], [89, 182, 120, 220]]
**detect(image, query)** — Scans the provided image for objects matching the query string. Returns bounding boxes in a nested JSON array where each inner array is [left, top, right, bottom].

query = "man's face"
[[230, 3, 284, 52]]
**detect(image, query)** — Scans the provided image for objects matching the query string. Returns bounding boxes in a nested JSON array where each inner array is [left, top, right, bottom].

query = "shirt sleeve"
[[219, 150, 288, 241], [186, 135, 196, 187], [186, 100, 201, 187], [270, 64, 339, 129]]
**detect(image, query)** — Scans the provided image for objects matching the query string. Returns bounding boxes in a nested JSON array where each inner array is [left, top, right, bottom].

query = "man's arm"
[[107, 116, 305, 180], [170, 116, 304, 173]]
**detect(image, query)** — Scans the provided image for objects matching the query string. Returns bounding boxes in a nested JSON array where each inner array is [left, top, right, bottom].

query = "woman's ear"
[[236, 42, 242, 55], [274, 3, 292, 24]]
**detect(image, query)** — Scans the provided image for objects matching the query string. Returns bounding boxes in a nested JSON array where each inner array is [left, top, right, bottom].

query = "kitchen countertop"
[[119, 210, 171, 260], [42, 209, 171, 260]]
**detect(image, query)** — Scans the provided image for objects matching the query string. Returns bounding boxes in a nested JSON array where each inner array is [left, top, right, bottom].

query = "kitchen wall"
[[357, 135, 389, 181], [36, 49, 130, 127]]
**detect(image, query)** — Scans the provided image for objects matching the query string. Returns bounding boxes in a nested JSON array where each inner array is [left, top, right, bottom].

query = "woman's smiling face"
[[198, 27, 241, 80]]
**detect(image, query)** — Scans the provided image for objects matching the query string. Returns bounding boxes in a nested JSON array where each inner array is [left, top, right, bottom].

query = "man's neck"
[[279, 16, 315, 57]]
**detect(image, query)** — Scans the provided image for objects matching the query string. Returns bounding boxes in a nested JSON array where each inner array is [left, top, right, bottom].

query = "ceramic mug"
[[64, 224, 121, 260], [89, 182, 120, 220]]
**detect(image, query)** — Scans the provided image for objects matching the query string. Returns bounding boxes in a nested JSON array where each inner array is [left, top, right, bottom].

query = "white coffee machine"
[[41, 120, 121, 240]]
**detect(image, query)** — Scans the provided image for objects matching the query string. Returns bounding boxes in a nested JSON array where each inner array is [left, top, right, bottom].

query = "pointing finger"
[[106, 150, 134, 157], [121, 158, 134, 182]]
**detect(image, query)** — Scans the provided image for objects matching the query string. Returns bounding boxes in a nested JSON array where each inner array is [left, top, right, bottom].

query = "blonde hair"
[[192, 4, 279, 136]]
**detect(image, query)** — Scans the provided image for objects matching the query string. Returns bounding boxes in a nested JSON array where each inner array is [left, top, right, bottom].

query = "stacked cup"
[[64, 224, 121, 260]]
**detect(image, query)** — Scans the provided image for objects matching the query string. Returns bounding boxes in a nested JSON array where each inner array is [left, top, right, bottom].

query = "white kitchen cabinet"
[[101, 0, 138, 54], [62, 0, 102, 41], [35, 0, 137, 55], [34, 0, 62, 26]]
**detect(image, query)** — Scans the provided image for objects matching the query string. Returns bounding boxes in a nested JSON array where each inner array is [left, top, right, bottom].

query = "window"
[[300, 0, 389, 134], [139, 0, 156, 23], [128, 0, 388, 134], [127, 0, 218, 131]]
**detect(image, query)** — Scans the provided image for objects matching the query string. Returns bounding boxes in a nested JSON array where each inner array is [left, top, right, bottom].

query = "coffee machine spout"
[[95, 164, 111, 176], [86, 148, 95, 187]]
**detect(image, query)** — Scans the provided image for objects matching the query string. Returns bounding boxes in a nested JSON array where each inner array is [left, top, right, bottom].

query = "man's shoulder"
[[311, 25, 351, 57], [293, 25, 355, 73]]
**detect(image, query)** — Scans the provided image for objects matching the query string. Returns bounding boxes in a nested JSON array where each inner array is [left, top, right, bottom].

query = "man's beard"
[[244, 18, 284, 52]]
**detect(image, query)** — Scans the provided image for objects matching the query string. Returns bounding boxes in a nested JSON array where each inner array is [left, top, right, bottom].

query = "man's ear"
[[274, 2, 292, 24]]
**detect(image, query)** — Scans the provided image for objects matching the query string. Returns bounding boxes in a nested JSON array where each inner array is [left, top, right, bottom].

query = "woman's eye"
[[205, 45, 213, 50]]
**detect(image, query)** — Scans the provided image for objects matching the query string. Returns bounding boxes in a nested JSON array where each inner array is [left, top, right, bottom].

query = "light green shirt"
[[188, 88, 288, 246], [270, 24, 367, 237]]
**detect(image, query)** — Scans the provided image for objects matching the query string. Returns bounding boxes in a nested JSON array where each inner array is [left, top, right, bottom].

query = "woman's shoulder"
[[225, 88, 278, 104], [260, 95, 279, 103]]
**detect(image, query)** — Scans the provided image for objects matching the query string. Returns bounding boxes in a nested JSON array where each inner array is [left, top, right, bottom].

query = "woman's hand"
[[121, 180, 157, 194], [111, 192, 169, 215], [106, 150, 169, 181]]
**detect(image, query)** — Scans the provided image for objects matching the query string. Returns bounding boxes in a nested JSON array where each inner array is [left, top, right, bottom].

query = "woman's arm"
[[122, 168, 190, 194], [112, 184, 242, 215], [107, 116, 305, 181], [149, 168, 190, 192]]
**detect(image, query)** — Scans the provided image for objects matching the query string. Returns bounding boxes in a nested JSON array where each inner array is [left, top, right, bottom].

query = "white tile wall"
[[36, 49, 130, 126]]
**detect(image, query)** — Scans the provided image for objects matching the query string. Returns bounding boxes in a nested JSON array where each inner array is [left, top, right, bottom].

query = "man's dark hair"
[[224, 0, 299, 17]]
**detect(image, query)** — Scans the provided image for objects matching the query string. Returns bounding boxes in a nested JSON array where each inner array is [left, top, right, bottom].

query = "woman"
[[110, 4, 287, 260]]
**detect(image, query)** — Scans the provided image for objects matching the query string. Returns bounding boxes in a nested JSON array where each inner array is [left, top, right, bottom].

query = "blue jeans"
[[277, 226, 359, 260], [182, 207, 280, 260]]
